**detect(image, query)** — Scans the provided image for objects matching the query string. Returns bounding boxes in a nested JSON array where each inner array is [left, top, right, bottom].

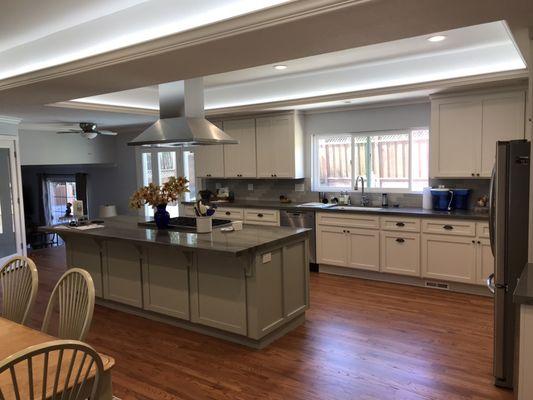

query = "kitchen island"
[[42, 216, 310, 348]]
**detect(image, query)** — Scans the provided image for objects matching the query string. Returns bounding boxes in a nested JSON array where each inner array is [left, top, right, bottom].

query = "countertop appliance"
[[139, 216, 231, 231], [488, 140, 530, 388], [430, 188, 453, 211], [280, 210, 317, 271]]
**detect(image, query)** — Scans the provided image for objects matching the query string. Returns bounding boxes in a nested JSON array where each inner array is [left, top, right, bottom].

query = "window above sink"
[[311, 128, 429, 193]]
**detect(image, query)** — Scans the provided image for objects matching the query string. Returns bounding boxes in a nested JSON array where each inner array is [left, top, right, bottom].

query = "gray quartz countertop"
[[41, 216, 309, 256], [183, 200, 489, 221], [514, 264, 533, 305]]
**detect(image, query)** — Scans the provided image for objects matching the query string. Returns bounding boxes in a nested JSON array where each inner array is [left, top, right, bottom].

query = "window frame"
[[135, 147, 196, 218], [312, 128, 428, 194]]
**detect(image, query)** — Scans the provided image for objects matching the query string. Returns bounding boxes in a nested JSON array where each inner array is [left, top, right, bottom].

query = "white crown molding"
[[0, 0, 362, 90], [48, 101, 159, 116], [0, 116, 21, 125]]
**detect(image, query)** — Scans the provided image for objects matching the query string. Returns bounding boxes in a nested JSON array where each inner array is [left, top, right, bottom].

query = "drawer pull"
[[395, 238, 405, 243], [225, 211, 231, 216], [443, 225, 454, 230], [395, 222, 405, 227], [257, 213, 263, 218]]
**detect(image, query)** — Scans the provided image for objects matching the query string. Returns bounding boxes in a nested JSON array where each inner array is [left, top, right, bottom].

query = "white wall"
[[18, 129, 116, 165]]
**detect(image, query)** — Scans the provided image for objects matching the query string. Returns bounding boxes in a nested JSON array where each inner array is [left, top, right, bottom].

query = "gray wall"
[[18, 129, 116, 165], [22, 131, 139, 224], [0, 121, 19, 136]]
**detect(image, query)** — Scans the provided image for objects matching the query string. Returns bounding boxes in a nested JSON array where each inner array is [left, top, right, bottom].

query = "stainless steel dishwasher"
[[280, 210, 318, 271]]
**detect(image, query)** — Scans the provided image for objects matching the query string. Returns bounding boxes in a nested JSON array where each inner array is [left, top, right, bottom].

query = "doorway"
[[0, 139, 24, 265]]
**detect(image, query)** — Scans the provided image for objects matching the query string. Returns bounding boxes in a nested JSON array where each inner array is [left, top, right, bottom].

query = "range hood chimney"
[[128, 78, 237, 147]]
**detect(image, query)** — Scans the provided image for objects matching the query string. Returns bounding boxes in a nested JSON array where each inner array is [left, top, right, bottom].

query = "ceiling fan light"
[[81, 131, 98, 139]]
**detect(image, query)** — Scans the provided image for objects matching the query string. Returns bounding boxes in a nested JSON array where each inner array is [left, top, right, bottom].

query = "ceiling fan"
[[56, 122, 118, 139]]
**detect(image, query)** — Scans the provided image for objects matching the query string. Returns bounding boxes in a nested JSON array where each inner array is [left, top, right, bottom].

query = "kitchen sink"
[[332, 206, 384, 211]]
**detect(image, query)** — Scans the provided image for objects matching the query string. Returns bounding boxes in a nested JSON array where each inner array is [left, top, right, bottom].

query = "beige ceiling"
[[2, 0, 532, 129]]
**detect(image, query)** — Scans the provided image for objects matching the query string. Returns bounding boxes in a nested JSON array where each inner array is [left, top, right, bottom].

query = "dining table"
[[0, 317, 115, 399]]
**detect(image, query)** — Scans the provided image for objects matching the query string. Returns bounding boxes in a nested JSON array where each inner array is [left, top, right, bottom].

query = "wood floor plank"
[[25, 246, 512, 400]]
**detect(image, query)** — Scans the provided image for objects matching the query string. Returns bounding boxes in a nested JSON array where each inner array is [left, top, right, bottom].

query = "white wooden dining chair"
[[42, 268, 95, 341], [0, 339, 103, 400], [0, 256, 39, 325]]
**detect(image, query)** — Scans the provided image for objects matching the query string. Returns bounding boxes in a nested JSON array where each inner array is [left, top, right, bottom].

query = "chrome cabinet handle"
[[487, 273, 495, 294]]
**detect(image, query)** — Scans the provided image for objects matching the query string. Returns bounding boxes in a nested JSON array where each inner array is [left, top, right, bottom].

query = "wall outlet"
[[215, 183, 222, 189], [262, 253, 272, 263], [295, 182, 305, 192], [248, 183, 254, 191]]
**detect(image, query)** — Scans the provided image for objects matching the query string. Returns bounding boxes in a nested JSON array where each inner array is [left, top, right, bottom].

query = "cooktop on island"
[[139, 216, 232, 231]]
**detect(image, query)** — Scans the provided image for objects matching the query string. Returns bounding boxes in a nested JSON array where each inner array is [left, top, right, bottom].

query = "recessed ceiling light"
[[343, 100, 352, 104], [273, 65, 288, 70], [427, 35, 446, 42]]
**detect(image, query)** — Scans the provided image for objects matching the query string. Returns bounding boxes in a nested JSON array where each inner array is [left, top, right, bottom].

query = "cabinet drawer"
[[421, 219, 476, 237], [380, 216, 420, 232], [477, 222, 490, 239], [380, 231, 420, 277], [244, 209, 280, 226], [215, 207, 244, 220], [317, 212, 379, 229]]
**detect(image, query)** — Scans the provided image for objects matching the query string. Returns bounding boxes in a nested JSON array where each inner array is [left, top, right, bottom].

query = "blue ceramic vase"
[[154, 204, 170, 229]]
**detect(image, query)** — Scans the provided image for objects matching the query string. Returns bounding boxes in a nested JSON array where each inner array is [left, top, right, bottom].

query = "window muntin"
[[313, 129, 429, 192]]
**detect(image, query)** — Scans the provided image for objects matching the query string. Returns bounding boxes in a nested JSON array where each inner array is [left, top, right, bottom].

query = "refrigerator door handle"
[[487, 273, 495, 294], [488, 164, 496, 256]]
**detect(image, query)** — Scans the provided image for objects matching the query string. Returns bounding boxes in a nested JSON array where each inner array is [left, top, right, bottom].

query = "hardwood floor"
[[27, 246, 511, 400]]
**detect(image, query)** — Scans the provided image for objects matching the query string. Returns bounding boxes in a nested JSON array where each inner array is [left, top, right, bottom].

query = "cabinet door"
[[103, 241, 143, 307], [476, 238, 494, 285], [194, 145, 225, 178], [256, 115, 295, 178], [380, 232, 420, 277], [431, 99, 482, 177], [421, 234, 476, 283], [316, 225, 347, 266], [190, 252, 247, 335], [480, 92, 526, 176], [223, 118, 257, 177], [347, 228, 380, 271], [195, 122, 225, 178], [66, 238, 103, 298], [142, 247, 190, 319]]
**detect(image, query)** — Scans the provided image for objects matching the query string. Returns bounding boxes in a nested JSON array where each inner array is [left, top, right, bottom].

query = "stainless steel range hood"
[[128, 78, 237, 147]]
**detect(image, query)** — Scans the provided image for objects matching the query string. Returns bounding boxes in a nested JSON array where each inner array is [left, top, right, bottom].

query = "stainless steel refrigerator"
[[488, 140, 530, 388]]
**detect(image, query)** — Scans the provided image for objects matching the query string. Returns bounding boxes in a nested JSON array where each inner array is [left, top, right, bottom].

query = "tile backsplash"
[[201, 178, 490, 209]]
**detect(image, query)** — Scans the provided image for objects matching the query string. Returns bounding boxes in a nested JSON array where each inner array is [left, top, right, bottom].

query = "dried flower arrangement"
[[129, 176, 189, 209]]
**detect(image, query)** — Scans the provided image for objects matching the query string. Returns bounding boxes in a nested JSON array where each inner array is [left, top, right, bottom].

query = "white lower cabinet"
[[380, 231, 420, 277], [421, 234, 477, 284], [476, 238, 494, 285], [316, 222, 379, 270], [347, 229, 380, 271], [316, 225, 348, 267]]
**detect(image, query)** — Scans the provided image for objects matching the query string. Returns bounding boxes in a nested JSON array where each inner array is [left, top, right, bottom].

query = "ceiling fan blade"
[[97, 130, 118, 136], [56, 130, 82, 134]]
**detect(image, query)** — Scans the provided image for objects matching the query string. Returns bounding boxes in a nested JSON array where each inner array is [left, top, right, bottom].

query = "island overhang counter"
[[42, 216, 310, 348]]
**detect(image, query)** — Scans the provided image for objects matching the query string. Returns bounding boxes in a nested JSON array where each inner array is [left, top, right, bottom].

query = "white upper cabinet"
[[430, 90, 525, 178], [480, 92, 526, 176], [256, 113, 304, 178], [194, 121, 225, 178], [223, 118, 257, 178]]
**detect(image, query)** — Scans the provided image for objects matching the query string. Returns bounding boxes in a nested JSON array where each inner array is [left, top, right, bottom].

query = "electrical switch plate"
[[248, 184, 254, 191], [262, 253, 272, 263], [295, 182, 305, 192]]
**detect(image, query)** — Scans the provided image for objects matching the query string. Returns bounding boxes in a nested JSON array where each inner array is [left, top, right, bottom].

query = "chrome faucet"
[[354, 176, 370, 206]]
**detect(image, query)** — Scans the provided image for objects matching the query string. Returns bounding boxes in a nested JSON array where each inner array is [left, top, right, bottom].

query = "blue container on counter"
[[430, 188, 453, 211], [451, 189, 470, 210]]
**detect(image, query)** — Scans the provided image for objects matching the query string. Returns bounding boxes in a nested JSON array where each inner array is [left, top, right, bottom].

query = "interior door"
[[0, 140, 23, 265]]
